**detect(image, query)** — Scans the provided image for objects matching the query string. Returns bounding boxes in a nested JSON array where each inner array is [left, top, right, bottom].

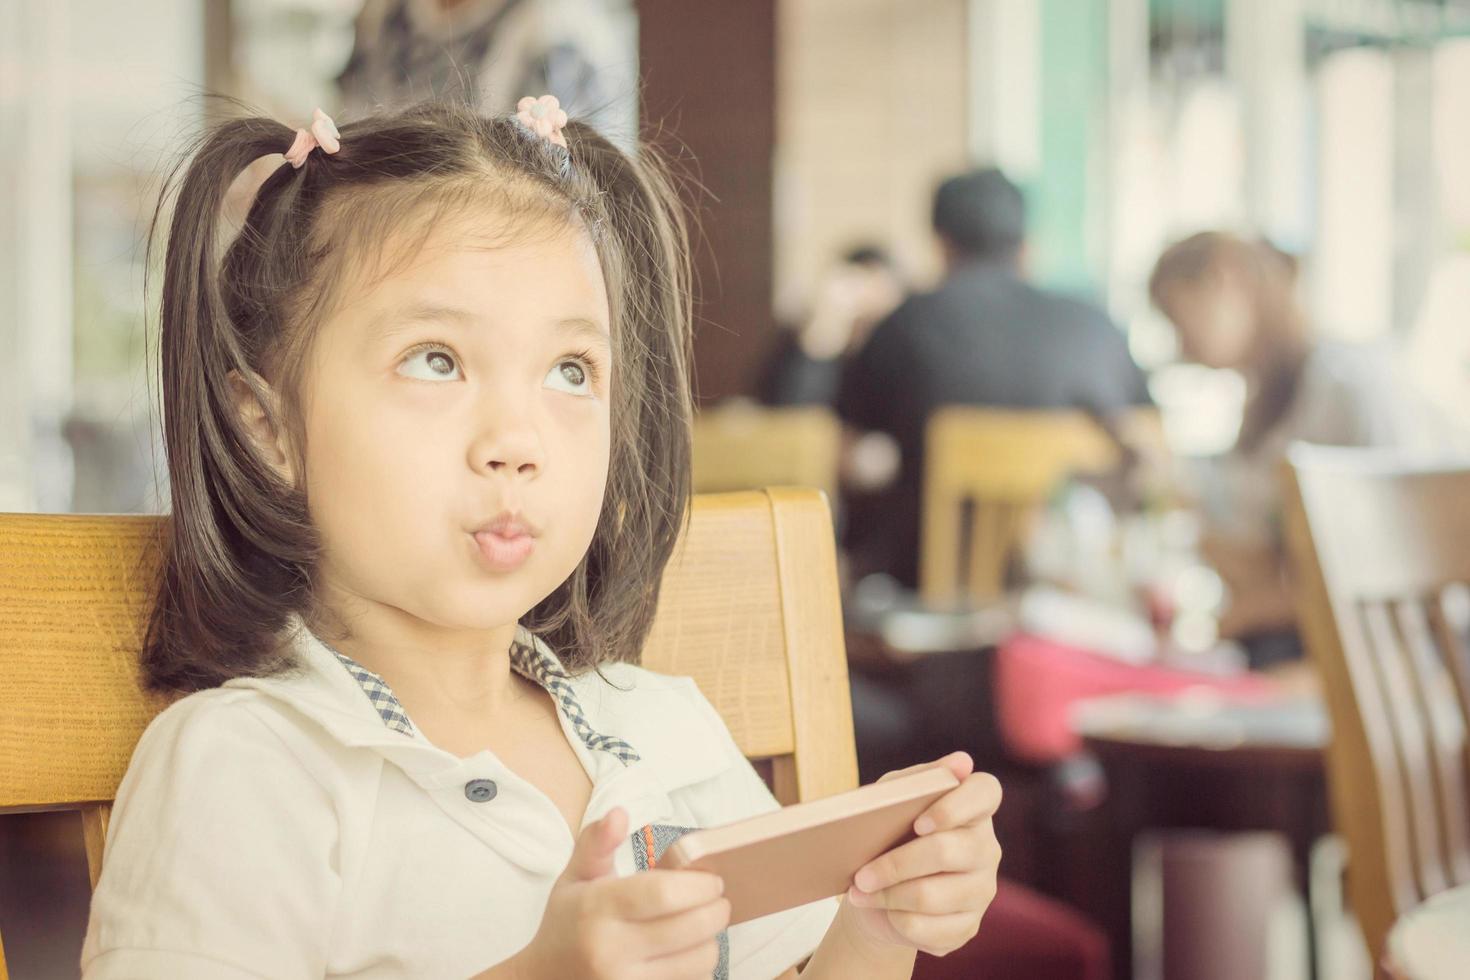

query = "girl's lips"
[[471, 530, 535, 571]]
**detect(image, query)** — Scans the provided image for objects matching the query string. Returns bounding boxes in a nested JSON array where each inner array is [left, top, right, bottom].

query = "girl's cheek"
[[548, 390, 610, 429]]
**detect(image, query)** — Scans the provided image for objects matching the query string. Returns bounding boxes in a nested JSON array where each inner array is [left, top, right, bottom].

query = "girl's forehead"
[[331, 217, 610, 336]]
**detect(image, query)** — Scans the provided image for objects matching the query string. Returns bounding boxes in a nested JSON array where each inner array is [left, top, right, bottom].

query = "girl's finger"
[[913, 772, 1003, 836], [601, 869, 725, 921], [876, 751, 971, 785], [641, 937, 724, 980], [852, 827, 983, 893], [847, 870, 993, 914], [884, 909, 982, 957], [632, 897, 732, 960]]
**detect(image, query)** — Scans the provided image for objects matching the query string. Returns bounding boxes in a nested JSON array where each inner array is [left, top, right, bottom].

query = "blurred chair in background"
[[919, 407, 1123, 606], [1282, 449, 1470, 969], [691, 404, 842, 503]]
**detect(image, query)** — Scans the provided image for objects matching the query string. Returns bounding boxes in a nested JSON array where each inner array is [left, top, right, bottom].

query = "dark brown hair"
[[1148, 230, 1309, 453], [141, 96, 694, 694]]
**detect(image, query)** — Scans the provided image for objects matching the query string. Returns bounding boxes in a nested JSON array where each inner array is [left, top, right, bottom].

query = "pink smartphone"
[[659, 766, 960, 924]]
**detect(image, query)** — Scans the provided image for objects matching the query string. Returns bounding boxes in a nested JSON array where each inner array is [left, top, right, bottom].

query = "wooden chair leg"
[[968, 503, 1011, 602], [923, 487, 963, 606], [81, 805, 111, 891]]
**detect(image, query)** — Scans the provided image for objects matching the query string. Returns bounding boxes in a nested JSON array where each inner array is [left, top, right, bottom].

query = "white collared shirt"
[[80, 614, 838, 979]]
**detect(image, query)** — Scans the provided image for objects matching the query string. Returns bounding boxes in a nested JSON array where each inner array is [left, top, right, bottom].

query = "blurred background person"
[[336, 0, 636, 138], [1149, 230, 1463, 669], [758, 243, 905, 409], [836, 166, 1152, 593], [219, 0, 637, 233]]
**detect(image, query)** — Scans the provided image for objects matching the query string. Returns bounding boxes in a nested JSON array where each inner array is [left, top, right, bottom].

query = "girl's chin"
[[430, 578, 563, 625]]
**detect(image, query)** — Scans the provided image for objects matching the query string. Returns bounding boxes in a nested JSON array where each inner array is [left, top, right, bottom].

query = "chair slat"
[[1326, 585, 1426, 954], [1361, 600, 1449, 897], [1426, 593, 1470, 888], [1394, 598, 1470, 885], [1426, 594, 1470, 750]]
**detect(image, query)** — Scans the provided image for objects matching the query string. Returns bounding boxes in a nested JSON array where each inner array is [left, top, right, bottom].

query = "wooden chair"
[[692, 403, 842, 501], [0, 488, 858, 978], [920, 407, 1125, 605], [1281, 449, 1470, 967]]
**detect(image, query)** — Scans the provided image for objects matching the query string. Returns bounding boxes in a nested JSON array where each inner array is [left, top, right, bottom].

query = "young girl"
[[80, 96, 1001, 980]]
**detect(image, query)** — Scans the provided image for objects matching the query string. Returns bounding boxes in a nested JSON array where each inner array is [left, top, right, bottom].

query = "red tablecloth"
[[995, 633, 1277, 764]]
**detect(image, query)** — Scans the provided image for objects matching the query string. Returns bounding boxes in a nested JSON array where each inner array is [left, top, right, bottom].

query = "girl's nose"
[[468, 417, 544, 480], [488, 455, 539, 478]]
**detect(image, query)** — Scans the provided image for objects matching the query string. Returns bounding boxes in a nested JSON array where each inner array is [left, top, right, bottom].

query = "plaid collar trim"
[[322, 626, 642, 766], [323, 648, 418, 737], [509, 630, 642, 766]]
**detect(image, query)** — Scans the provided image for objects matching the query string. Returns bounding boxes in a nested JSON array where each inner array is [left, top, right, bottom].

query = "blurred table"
[[1383, 883, 1470, 980], [1071, 692, 1331, 980], [842, 595, 1097, 889], [844, 587, 1018, 667], [841, 601, 1015, 780]]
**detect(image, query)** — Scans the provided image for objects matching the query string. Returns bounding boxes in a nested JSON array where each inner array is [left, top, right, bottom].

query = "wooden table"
[[1071, 693, 1331, 980], [1383, 882, 1470, 980]]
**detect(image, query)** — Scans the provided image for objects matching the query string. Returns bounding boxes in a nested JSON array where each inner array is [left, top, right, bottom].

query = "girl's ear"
[[227, 368, 296, 485]]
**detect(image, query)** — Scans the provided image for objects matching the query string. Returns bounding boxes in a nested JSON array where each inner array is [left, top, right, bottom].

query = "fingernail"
[[854, 868, 877, 892], [915, 816, 935, 835], [847, 886, 870, 906]]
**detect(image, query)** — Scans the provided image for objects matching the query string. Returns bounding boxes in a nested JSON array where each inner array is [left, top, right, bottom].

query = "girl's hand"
[[513, 807, 731, 980], [840, 752, 1002, 958]]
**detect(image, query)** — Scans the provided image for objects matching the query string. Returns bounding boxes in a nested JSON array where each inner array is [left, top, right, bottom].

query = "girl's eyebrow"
[[368, 302, 478, 343], [370, 302, 610, 350], [556, 316, 612, 351]]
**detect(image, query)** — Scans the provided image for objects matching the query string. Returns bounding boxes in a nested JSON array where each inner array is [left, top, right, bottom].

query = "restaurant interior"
[[4, 1, 1470, 978]]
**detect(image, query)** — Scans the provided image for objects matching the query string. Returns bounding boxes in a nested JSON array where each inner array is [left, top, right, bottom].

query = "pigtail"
[[142, 113, 323, 693], [521, 123, 696, 668]]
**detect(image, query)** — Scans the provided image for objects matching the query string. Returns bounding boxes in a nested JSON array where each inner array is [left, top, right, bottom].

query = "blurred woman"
[[1149, 231, 1456, 666]]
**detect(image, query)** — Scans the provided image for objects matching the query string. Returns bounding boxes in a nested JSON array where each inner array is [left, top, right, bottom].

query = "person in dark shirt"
[[835, 167, 1151, 590]]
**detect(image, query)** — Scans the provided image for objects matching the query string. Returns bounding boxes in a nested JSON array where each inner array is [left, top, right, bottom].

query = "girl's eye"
[[544, 355, 599, 396], [397, 345, 463, 382]]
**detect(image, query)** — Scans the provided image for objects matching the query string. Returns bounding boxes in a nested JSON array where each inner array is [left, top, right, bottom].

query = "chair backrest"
[[1281, 450, 1470, 966], [692, 403, 841, 500], [921, 407, 1123, 604], [0, 488, 857, 977]]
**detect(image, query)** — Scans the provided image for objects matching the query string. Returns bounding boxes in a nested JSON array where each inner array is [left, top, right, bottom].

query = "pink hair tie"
[[284, 108, 341, 169], [515, 94, 569, 148]]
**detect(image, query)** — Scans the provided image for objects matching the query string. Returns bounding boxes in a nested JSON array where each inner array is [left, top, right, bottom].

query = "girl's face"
[[294, 214, 613, 632], [1156, 266, 1257, 371]]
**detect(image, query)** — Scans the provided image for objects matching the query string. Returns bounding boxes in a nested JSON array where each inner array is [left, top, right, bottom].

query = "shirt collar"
[[222, 613, 635, 767], [310, 621, 642, 767], [224, 612, 734, 807]]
